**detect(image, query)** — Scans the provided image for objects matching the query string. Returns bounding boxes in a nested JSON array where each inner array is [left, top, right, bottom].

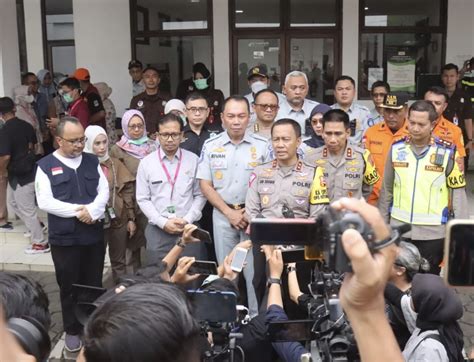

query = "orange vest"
[[363, 120, 409, 205], [432, 116, 466, 158]]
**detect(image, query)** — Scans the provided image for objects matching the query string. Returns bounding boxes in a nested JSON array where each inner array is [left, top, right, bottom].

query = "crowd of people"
[[0, 57, 472, 361]]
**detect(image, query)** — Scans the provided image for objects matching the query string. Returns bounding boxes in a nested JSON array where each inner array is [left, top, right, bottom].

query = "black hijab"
[[304, 103, 331, 148], [412, 274, 464, 362]]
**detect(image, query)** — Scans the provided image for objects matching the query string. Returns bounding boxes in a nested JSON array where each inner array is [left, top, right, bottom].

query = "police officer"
[[129, 66, 170, 136], [332, 75, 371, 145], [246, 118, 329, 306], [247, 88, 280, 140], [379, 101, 468, 275], [197, 95, 269, 317], [304, 109, 379, 201]]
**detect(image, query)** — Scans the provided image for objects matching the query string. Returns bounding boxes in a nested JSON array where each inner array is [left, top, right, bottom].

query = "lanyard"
[[68, 99, 82, 115], [158, 148, 182, 201]]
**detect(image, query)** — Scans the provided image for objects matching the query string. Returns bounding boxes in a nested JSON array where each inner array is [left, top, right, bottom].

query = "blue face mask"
[[194, 78, 209, 90]]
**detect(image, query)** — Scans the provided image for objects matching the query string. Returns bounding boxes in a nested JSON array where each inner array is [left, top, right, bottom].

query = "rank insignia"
[[262, 195, 269, 205], [214, 171, 223, 180]]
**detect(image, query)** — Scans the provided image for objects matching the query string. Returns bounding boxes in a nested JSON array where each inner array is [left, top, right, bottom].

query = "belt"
[[226, 203, 245, 210]]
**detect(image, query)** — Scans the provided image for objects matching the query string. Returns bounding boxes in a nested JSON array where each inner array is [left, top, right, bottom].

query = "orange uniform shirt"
[[432, 116, 466, 158], [363, 120, 409, 205]]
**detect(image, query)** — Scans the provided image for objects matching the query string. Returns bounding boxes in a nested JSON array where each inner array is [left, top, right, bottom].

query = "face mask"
[[251, 81, 268, 94], [194, 78, 209, 90], [401, 295, 418, 333], [63, 93, 74, 104]]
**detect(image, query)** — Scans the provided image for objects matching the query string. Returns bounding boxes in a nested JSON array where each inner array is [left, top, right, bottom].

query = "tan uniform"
[[247, 122, 272, 141], [304, 143, 379, 202], [245, 159, 329, 220]]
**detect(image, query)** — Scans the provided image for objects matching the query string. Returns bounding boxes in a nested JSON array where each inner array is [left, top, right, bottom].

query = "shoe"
[[0, 222, 13, 230], [65, 333, 83, 353], [24, 242, 50, 254]]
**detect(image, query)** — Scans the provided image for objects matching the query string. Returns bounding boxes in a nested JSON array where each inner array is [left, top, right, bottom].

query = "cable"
[[236, 345, 245, 362]]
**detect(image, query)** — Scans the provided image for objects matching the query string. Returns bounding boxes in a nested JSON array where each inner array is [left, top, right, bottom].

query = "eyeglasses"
[[128, 124, 144, 130], [61, 137, 86, 146], [186, 107, 208, 114], [372, 93, 387, 98], [254, 103, 279, 111], [158, 132, 181, 140]]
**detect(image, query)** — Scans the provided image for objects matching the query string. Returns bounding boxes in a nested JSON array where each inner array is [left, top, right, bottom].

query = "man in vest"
[[35, 117, 109, 352], [379, 101, 468, 275]]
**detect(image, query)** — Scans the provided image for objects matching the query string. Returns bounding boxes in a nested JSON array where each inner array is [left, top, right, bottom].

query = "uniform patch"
[[51, 167, 63, 176], [212, 147, 226, 153], [310, 167, 329, 205], [248, 161, 258, 168], [425, 165, 444, 172], [346, 159, 359, 166], [137, 100, 144, 108], [295, 199, 305, 205], [214, 171, 223, 180], [262, 195, 269, 205], [393, 162, 409, 168], [396, 150, 407, 161]]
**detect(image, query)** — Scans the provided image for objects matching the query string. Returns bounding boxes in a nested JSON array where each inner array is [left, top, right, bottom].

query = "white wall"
[[446, 0, 474, 68], [342, 0, 359, 83], [212, 0, 230, 97], [73, 0, 132, 117], [23, 0, 44, 73], [0, 0, 20, 97]]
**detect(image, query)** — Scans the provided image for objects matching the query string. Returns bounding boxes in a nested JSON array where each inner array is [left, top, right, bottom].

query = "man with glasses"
[[367, 81, 391, 128], [276, 71, 319, 136], [197, 95, 269, 317], [248, 88, 280, 140], [35, 117, 109, 352], [137, 113, 206, 263], [54, 77, 90, 129], [181, 92, 216, 156]]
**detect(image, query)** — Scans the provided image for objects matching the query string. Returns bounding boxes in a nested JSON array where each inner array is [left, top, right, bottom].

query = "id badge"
[[107, 207, 117, 219], [167, 205, 176, 218]]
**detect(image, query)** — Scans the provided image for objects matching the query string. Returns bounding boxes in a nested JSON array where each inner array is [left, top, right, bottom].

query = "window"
[[231, 0, 341, 103], [41, 0, 76, 78], [131, 0, 213, 97], [358, 0, 447, 99]]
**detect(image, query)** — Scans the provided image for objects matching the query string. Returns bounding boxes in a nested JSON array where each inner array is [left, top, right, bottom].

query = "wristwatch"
[[267, 277, 281, 287], [287, 265, 297, 273], [176, 238, 186, 248]]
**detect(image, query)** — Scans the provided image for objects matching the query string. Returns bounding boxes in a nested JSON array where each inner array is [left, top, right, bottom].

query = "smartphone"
[[187, 260, 218, 275], [231, 247, 248, 272], [444, 219, 474, 287], [267, 320, 314, 342], [187, 290, 237, 323], [250, 218, 317, 245], [191, 227, 212, 243]]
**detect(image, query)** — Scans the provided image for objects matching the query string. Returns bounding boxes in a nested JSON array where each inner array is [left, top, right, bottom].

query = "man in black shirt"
[[0, 97, 48, 253], [181, 92, 216, 156], [441, 63, 473, 170]]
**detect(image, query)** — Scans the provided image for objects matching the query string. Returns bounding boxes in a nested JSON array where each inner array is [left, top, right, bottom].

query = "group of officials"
[[2, 61, 470, 352]]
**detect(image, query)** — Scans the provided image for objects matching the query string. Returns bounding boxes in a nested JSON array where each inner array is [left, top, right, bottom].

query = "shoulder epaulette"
[[434, 137, 455, 149], [203, 133, 224, 145], [249, 133, 268, 143], [393, 136, 409, 145]]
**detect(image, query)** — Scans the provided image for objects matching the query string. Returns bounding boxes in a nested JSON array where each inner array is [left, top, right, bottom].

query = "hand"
[[182, 224, 200, 244], [222, 254, 238, 281], [260, 245, 275, 261], [174, 218, 188, 228], [46, 117, 59, 129], [225, 208, 248, 230], [127, 221, 136, 238], [171, 256, 201, 284], [268, 249, 284, 279], [331, 198, 396, 313], [76, 206, 93, 224], [163, 218, 185, 234]]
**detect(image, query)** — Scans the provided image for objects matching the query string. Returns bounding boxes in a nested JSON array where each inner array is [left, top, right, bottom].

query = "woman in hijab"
[[84, 126, 137, 283], [384, 242, 430, 349], [13, 85, 44, 156], [37, 69, 56, 104], [304, 103, 331, 149], [110, 110, 157, 271], [402, 274, 464, 361], [164, 98, 187, 126]]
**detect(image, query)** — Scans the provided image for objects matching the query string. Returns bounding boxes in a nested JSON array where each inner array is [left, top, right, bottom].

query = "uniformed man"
[[246, 118, 329, 306], [331, 75, 371, 145], [276, 71, 319, 136], [197, 95, 269, 317], [128, 59, 146, 97], [367, 80, 390, 128], [129, 66, 170, 136], [244, 65, 285, 124], [363, 93, 409, 205], [379, 100, 468, 275], [73, 68, 106, 130], [247, 88, 280, 140], [304, 109, 379, 202]]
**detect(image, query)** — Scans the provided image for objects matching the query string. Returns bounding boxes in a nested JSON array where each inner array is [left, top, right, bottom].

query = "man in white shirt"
[[35, 117, 109, 353], [136, 113, 206, 264], [276, 71, 319, 136]]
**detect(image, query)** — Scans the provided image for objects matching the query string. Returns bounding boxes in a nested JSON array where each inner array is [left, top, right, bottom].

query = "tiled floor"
[[0, 219, 110, 272]]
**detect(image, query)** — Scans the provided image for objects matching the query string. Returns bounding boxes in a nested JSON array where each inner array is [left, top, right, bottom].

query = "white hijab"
[[84, 125, 110, 162]]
